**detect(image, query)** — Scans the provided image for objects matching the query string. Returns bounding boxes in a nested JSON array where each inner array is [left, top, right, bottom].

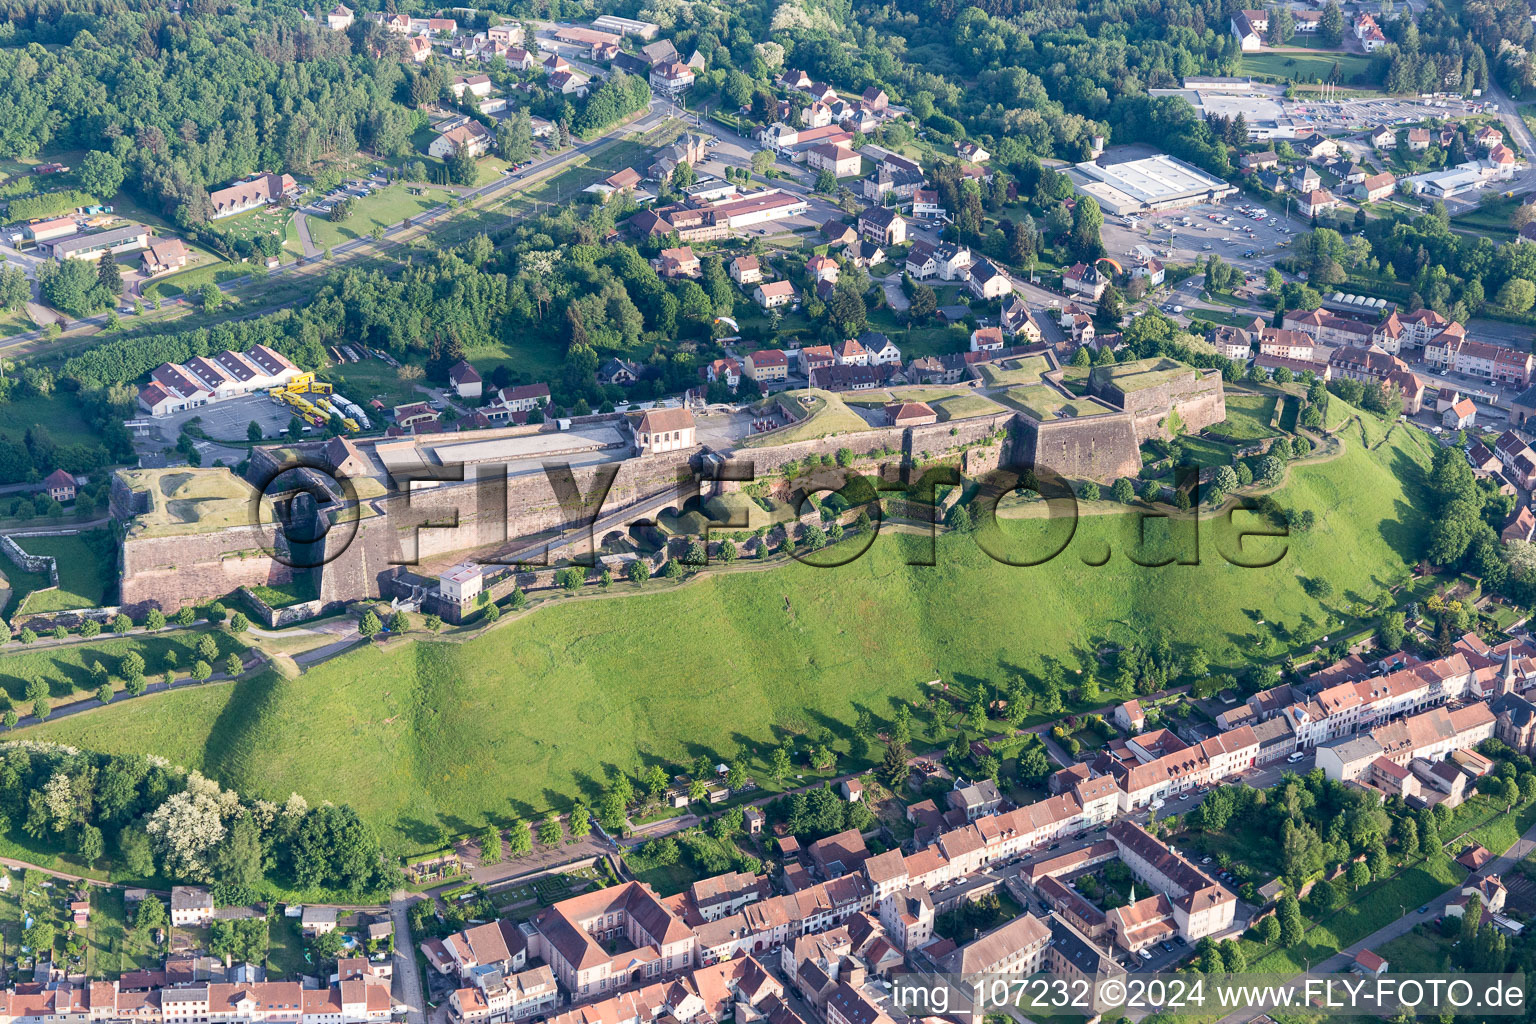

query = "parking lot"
[[1101, 200, 1300, 277], [139, 393, 296, 447], [304, 177, 384, 215]]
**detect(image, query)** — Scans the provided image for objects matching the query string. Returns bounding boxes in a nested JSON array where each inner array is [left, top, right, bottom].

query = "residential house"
[[449, 360, 483, 400], [489, 384, 550, 417], [1062, 262, 1107, 301], [208, 172, 298, 219], [41, 469, 76, 503], [302, 906, 339, 936], [859, 331, 902, 365], [968, 258, 1012, 300], [1444, 396, 1478, 429], [807, 254, 840, 285], [730, 255, 763, 285], [956, 141, 990, 163], [451, 74, 494, 99], [806, 144, 861, 177], [598, 358, 641, 387], [970, 327, 1005, 353], [141, 237, 189, 274], [1231, 9, 1263, 50], [745, 349, 789, 383], [1298, 189, 1339, 218], [704, 359, 742, 389], [857, 206, 906, 246], [1114, 700, 1145, 733], [429, 121, 492, 159], [649, 62, 695, 96], [755, 281, 796, 309], [1350, 169, 1396, 201], [832, 338, 867, 365], [658, 246, 701, 278]]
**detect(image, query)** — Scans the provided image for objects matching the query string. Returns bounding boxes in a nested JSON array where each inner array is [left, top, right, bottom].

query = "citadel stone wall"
[[115, 382, 1206, 610], [1019, 413, 1143, 482], [120, 526, 297, 616], [1099, 370, 1227, 442]]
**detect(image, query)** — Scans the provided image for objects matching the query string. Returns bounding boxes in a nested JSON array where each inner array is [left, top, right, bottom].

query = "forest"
[[0, 741, 397, 899]]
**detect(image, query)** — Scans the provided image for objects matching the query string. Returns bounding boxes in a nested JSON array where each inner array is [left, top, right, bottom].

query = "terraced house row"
[[0, 960, 397, 1024]]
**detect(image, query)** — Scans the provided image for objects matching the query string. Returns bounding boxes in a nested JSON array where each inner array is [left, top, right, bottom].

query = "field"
[[13, 530, 114, 612], [1, 391, 102, 447], [1238, 50, 1374, 85], [1211, 392, 1281, 440], [304, 184, 462, 251], [16, 407, 1435, 853]]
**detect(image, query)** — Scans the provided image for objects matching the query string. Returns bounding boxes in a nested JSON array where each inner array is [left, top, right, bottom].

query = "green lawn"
[[1250, 853, 1465, 974], [14, 530, 114, 613], [87, 887, 162, 978], [210, 204, 295, 248], [15, 406, 1434, 854], [1188, 308, 1261, 329], [0, 306, 36, 337], [1375, 925, 1456, 973], [0, 391, 102, 448], [143, 261, 252, 301], [0, 627, 248, 709], [997, 385, 1114, 419], [1238, 51, 1374, 85], [305, 184, 463, 251], [1211, 392, 1281, 441], [1451, 195, 1520, 241], [324, 360, 429, 413], [267, 914, 308, 979], [743, 390, 872, 447], [976, 356, 1050, 387]]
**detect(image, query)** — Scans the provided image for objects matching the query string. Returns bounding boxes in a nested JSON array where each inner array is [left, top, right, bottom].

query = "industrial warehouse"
[[1068, 153, 1237, 214]]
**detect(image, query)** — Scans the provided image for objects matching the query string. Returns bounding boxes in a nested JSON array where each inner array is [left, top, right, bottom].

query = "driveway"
[[292, 212, 321, 257]]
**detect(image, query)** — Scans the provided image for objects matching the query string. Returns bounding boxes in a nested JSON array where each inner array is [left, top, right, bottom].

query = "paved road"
[[390, 897, 427, 1024], [1487, 83, 1536, 161], [0, 516, 110, 536], [9, 651, 267, 730]]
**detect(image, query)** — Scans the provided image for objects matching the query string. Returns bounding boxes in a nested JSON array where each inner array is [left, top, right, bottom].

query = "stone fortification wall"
[[120, 525, 296, 616], [1019, 412, 1143, 482]]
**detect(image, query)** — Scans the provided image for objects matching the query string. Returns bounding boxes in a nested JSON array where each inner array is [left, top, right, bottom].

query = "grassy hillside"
[[15, 412, 1434, 853]]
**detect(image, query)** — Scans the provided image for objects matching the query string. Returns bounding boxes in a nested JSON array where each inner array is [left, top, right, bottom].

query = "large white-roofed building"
[[1067, 154, 1237, 215]]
